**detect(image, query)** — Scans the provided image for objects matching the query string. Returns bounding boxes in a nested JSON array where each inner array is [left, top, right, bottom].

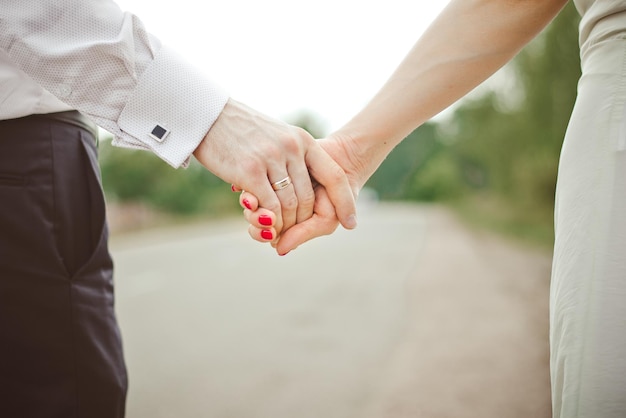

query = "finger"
[[285, 160, 315, 225], [239, 191, 259, 211], [248, 224, 277, 243], [268, 172, 297, 234], [243, 208, 277, 229], [306, 144, 358, 230], [240, 191, 278, 245], [274, 186, 339, 255], [274, 213, 339, 255], [243, 174, 283, 235]]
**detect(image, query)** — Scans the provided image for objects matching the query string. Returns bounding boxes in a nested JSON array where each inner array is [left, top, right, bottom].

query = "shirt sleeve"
[[0, 0, 229, 168]]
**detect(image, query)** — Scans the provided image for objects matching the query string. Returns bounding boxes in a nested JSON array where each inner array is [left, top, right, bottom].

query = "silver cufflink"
[[149, 124, 170, 142]]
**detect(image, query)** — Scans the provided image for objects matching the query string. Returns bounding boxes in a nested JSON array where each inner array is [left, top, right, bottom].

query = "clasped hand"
[[238, 136, 366, 256], [193, 99, 361, 254]]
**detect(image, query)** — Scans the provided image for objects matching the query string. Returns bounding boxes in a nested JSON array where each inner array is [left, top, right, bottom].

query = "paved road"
[[111, 202, 552, 418]]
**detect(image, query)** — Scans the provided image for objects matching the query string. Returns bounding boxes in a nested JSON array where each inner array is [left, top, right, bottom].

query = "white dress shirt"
[[0, 0, 229, 168]]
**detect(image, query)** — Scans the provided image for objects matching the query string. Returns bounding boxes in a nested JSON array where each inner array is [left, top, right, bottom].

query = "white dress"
[[551, 1, 626, 417]]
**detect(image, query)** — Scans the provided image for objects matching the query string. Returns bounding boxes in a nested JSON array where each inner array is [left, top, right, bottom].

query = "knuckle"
[[299, 187, 316, 208], [283, 128, 311, 154], [281, 193, 299, 212], [267, 200, 281, 216], [322, 220, 339, 236], [279, 134, 301, 155], [327, 164, 346, 182], [295, 126, 314, 142]]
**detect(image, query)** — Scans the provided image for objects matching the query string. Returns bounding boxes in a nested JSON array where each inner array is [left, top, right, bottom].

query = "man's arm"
[[0, 0, 226, 167], [0, 0, 357, 233]]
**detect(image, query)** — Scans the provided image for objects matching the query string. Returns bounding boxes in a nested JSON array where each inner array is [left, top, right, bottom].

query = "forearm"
[[336, 0, 568, 178]]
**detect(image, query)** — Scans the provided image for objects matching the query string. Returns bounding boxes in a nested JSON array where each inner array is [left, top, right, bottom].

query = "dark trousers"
[[0, 112, 127, 418]]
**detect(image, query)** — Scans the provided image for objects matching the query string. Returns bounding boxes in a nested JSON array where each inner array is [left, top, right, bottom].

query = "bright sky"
[[115, 0, 450, 133]]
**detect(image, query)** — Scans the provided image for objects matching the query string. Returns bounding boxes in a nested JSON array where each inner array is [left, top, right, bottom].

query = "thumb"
[[274, 215, 339, 255]]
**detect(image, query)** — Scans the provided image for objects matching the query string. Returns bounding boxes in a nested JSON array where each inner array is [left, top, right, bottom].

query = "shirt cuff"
[[115, 45, 229, 168]]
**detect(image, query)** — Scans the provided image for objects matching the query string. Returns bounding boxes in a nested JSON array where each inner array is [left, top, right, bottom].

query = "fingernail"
[[242, 199, 252, 210], [279, 251, 290, 257], [346, 214, 358, 229], [259, 214, 272, 226], [231, 184, 237, 192], [261, 230, 273, 240]]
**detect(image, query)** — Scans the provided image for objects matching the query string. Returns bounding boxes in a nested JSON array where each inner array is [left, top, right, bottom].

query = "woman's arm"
[[334, 0, 569, 187], [244, 0, 569, 254]]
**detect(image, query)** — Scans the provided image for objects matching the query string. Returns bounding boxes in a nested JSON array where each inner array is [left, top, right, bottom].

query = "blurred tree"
[[366, 122, 452, 200], [98, 1, 581, 243], [447, 2, 581, 224], [400, 3, 580, 240], [286, 110, 329, 139], [368, 2, 581, 244], [98, 134, 239, 216]]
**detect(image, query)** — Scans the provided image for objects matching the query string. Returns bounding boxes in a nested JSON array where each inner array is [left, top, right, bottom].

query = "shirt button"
[[57, 84, 72, 98]]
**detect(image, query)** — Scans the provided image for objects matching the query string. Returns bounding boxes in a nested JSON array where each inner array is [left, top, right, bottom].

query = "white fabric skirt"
[[551, 36, 626, 418]]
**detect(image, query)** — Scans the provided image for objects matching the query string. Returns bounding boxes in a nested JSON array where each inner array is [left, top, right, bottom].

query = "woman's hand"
[[240, 135, 369, 255]]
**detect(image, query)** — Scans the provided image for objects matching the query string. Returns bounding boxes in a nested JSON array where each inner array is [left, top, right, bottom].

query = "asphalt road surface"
[[111, 202, 553, 418]]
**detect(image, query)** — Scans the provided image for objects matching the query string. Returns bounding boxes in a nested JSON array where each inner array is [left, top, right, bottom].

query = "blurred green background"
[[99, 3, 580, 247]]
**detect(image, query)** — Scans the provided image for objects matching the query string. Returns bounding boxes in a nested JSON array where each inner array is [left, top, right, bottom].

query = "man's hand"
[[193, 99, 357, 237]]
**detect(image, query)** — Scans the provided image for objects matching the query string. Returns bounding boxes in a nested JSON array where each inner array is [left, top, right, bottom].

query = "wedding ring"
[[271, 176, 292, 191]]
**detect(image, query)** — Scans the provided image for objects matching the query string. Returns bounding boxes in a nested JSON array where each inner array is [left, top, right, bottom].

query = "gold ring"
[[271, 176, 292, 191]]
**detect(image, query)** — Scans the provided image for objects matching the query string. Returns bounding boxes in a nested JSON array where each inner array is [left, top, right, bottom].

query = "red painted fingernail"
[[242, 199, 252, 210], [231, 184, 237, 192], [279, 251, 290, 257], [261, 230, 273, 240], [259, 214, 272, 226]]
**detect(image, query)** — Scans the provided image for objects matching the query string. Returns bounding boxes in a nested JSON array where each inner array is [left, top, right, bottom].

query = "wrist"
[[322, 129, 373, 191], [330, 125, 396, 186]]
